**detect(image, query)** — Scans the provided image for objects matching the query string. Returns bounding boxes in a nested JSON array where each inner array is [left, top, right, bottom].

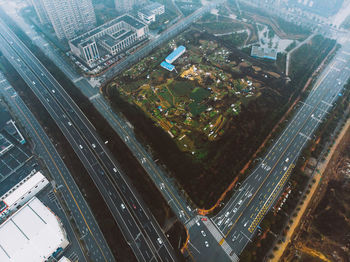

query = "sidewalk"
[[270, 118, 350, 261]]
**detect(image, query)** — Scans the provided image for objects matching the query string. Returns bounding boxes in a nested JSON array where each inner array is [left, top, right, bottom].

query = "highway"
[[0, 73, 113, 262], [0, 4, 237, 261], [210, 43, 350, 257], [0, 18, 176, 262]]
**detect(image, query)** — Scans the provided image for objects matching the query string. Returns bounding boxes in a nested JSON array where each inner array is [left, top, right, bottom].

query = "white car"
[[283, 166, 287, 171], [285, 158, 289, 163], [187, 206, 192, 212], [121, 203, 125, 209], [157, 238, 163, 245], [238, 200, 243, 205], [92, 143, 96, 148], [204, 241, 209, 247], [79, 145, 83, 149], [196, 220, 200, 226], [233, 208, 238, 213], [244, 221, 248, 227], [113, 168, 117, 173], [68, 121, 72, 126], [201, 230, 206, 237], [225, 212, 230, 217]]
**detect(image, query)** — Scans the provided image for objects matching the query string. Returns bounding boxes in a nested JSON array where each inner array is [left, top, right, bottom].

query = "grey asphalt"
[[210, 43, 350, 257], [0, 72, 113, 262], [0, 19, 176, 262]]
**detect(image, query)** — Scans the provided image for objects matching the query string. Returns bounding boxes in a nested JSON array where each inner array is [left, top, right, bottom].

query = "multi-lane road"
[[1, 1, 350, 261], [210, 42, 350, 257], [0, 18, 176, 262], [0, 72, 113, 262]]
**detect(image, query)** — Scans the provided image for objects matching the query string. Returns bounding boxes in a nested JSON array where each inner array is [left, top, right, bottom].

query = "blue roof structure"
[[165, 45, 186, 64], [160, 61, 175, 71]]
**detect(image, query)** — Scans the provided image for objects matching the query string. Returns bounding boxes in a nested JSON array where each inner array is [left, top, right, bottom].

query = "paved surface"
[[0, 3, 238, 261], [0, 72, 113, 262], [210, 43, 350, 257], [0, 19, 176, 262], [37, 186, 85, 262]]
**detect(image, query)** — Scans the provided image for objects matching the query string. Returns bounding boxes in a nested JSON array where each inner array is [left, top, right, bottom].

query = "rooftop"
[[165, 45, 186, 64], [0, 197, 69, 262], [2, 171, 47, 206], [251, 46, 277, 60], [100, 31, 134, 48], [71, 14, 146, 47], [160, 61, 175, 71], [139, 2, 164, 16]]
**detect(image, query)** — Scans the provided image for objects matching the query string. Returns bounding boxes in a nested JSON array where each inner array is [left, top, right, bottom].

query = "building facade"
[[0, 170, 49, 219], [138, 2, 165, 24], [30, 0, 50, 24], [69, 14, 149, 65], [32, 0, 96, 40]]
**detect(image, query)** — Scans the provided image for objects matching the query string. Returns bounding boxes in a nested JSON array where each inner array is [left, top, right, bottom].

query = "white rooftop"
[[0, 197, 69, 262], [2, 171, 48, 206], [59, 256, 72, 262]]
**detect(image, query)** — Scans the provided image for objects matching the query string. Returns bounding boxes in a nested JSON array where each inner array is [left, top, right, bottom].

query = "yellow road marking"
[[13, 99, 108, 261]]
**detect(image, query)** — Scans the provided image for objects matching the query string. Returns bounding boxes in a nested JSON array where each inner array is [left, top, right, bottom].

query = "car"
[[217, 219, 223, 226], [196, 220, 200, 226], [133, 204, 136, 209], [157, 238, 163, 245], [233, 208, 237, 213], [121, 203, 125, 209], [201, 230, 206, 237], [225, 212, 230, 217], [113, 168, 117, 173], [247, 193, 252, 198], [285, 158, 289, 163], [283, 166, 287, 171], [201, 217, 207, 221], [79, 145, 83, 149], [232, 236, 237, 242], [52, 89, 55, 93], [187, 206, 192, 212], [244, 221, 248, 227], [204, 241, 209, 247], [68, 121, 72, 126], [92, 143, 96, 148], [238, 200, 243, 205]]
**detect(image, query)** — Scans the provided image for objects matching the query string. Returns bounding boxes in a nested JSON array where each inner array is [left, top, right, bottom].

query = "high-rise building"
[[30, 0, 50, 24], [114, 0, 147, 13], [31, 0, 96, 40]]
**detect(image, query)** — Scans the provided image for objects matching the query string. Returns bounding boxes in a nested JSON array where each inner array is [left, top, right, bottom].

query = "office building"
[[0, 197, 69, 262], [32, 0, 96, 40], [69, 14, 149, 65], [138, 2, 165, 24]]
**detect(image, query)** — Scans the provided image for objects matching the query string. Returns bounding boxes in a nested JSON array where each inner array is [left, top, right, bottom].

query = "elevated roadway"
[[0, 18, 176, 262]]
